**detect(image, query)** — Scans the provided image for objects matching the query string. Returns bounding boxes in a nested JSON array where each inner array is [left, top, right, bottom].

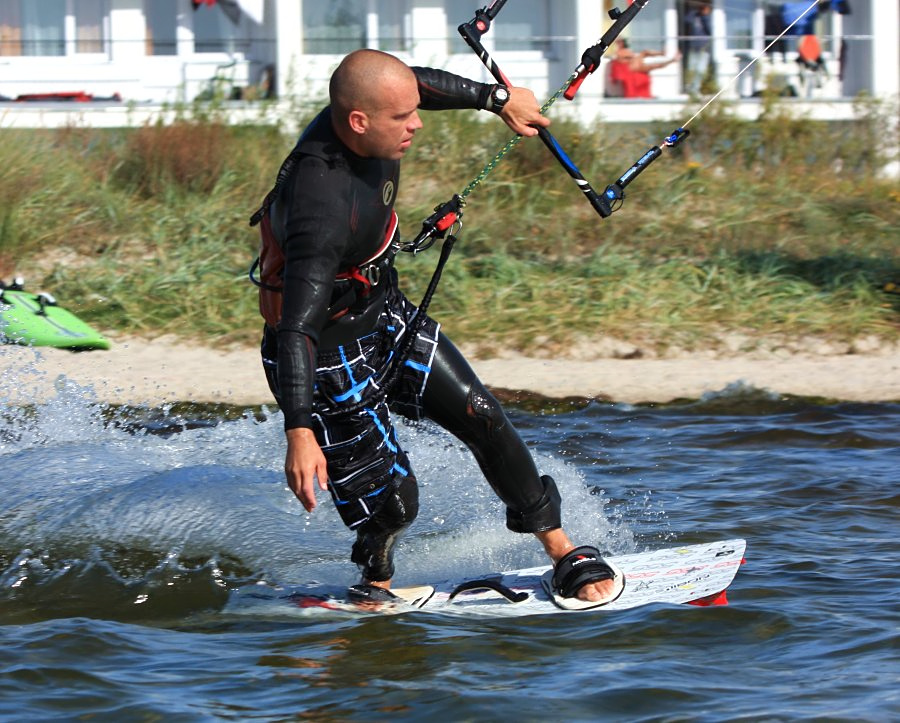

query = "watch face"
[[495, 87, 510, 102]]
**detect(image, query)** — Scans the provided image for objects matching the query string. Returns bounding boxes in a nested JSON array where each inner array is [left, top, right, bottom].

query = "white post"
[[278, 0, 303, 98], [710, 0, 727, 65], [408, 0, 447, 66], [366, 0, 378, 50], [663, 0, 678, 59], [752, 4, 764, 55], [572, 0, 606, 110], [871, 0, 899, 98], [176, 2, 193, 58], [64, 9, 76, 56], [108, 0, 146, 63]]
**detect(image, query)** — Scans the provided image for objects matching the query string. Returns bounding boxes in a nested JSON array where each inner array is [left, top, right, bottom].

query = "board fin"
[[687, 589, 729, 607]]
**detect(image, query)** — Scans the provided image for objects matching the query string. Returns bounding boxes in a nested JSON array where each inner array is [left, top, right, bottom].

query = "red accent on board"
[[293, 596, 340, 611]]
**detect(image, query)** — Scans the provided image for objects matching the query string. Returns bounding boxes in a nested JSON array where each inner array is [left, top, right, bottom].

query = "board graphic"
[[237, 539, 746, 618]]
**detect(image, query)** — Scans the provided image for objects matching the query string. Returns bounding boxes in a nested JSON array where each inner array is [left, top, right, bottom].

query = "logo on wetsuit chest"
[[382, 180, 395, 206]]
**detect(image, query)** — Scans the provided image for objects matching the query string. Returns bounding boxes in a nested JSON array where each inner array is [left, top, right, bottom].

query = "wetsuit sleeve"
[[276, 155, 351, 430], [412, 66, 494, 111]]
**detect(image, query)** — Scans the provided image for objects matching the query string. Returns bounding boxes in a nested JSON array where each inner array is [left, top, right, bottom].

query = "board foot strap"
[[541, 546, 626, 611], [448, 579, 529, 604]]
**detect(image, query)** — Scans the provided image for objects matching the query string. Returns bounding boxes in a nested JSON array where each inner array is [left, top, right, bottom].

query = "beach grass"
[[1, 94, 898, 354]]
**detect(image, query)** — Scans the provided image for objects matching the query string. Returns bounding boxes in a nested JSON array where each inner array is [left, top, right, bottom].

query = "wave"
[[1, 376, 629, 623]]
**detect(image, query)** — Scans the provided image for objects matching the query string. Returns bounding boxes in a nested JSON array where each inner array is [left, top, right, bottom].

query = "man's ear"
[[347, 109, 368, 135]]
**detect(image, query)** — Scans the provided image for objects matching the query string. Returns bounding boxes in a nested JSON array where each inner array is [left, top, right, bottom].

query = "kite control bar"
[[458, 1, 654, 218], [459, 5, 615, 218], [601, 127, 690, 211], [407, 0, 667, 244]]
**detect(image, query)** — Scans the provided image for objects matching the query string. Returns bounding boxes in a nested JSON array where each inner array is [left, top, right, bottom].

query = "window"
[[303, 0, 365, 55], [761, 1, 839, 55], [75, 0, 104, 53], [448, 0, 551, 55], [0, 3, 23, 56], [726, 0, 755, 50], [493, 0, 550, 52], [22, 0, 66, 56], [620, 0, 666, 53], [0, 0, 107, 57], [376, 0, 407, 52], [146, 0, 177, 56], [193, 1, 241, 53]]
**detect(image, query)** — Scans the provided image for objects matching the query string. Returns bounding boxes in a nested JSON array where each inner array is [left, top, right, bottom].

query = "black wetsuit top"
[[266, 67, 495, 430]]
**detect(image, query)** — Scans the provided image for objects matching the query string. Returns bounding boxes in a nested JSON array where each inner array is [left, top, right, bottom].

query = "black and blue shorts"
[[312, 291, 439, 530], [265, 287, 439, 533]]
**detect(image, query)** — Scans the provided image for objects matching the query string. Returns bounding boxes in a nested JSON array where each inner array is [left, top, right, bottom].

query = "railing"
[[0, 32, 880, 106]]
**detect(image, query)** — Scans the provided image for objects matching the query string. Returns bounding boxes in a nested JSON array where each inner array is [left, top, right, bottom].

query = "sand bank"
[[3, 335, 899, 407]]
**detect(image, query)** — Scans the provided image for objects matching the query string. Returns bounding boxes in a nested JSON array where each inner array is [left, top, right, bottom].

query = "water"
[[1, 373, 898, 721]]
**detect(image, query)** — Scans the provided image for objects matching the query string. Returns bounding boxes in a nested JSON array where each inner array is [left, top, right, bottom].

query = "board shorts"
[[263, 285, 440, 534]]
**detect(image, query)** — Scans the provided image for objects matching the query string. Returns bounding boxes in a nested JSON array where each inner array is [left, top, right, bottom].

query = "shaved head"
[[328, 49, 423, 159], [329, 49, 417, 122]]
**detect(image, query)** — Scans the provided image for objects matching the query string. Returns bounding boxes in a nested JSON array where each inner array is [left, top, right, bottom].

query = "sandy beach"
[[3, 334, 899, 407]]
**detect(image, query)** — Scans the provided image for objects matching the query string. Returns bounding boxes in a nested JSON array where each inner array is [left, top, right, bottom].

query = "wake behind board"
[[262, 539, 746, 618], [0, 288, 110, 350]]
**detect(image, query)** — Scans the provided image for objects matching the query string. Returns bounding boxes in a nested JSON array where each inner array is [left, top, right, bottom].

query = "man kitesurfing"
[[249, 48, 624, 609]]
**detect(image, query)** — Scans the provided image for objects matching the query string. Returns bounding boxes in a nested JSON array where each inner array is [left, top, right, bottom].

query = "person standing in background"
[[683, 0, 713, 96]]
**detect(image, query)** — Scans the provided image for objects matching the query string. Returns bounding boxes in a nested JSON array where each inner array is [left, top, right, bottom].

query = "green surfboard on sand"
[[0, 286, 110, 351]]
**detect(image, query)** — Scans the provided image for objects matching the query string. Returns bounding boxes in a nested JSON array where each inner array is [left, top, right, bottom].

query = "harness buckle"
[[361, 263, 381, 287]]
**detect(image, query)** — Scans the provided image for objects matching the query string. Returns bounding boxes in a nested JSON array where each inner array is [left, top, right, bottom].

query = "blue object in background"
[[832, 0, 851, 14], [782, 2, 819, 35]]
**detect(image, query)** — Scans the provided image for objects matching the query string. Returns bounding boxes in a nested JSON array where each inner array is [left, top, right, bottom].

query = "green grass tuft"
[[2, 95, 898, 354]]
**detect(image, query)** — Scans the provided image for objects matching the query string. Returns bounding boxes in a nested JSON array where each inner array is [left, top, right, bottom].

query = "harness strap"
[[249, 211, 400, 325]]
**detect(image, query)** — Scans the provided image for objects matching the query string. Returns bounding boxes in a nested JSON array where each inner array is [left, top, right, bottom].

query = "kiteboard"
[[0, 285, 110, 350], [267, 538, 746, 618]]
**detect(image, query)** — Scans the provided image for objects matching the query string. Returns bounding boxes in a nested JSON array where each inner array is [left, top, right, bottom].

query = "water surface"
[[1, 374, 897, 721]]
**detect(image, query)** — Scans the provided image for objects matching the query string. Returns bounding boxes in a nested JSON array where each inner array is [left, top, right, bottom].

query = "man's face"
[[360, 74, 423, 160]]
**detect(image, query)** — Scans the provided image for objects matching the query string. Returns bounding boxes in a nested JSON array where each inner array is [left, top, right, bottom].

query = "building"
[[0, 1, 897, 127]]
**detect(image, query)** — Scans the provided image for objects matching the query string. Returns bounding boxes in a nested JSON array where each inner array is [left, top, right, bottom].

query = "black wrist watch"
[[488, 84, 510, 113]]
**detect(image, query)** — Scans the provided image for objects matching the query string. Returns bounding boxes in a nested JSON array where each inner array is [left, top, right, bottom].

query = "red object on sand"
[[16, 91, 93, 102]]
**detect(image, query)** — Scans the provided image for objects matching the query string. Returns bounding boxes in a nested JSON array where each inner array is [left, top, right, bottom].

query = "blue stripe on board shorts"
[[272, 287, 440, 530]]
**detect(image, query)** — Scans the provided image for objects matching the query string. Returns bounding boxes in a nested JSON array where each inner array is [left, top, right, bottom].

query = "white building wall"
[[0, 0, 895, 125], [871, 0, 900, 97], [409, 1, 447, 65], [109, 1, 144, 62], [275, 0, 302, 99]]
